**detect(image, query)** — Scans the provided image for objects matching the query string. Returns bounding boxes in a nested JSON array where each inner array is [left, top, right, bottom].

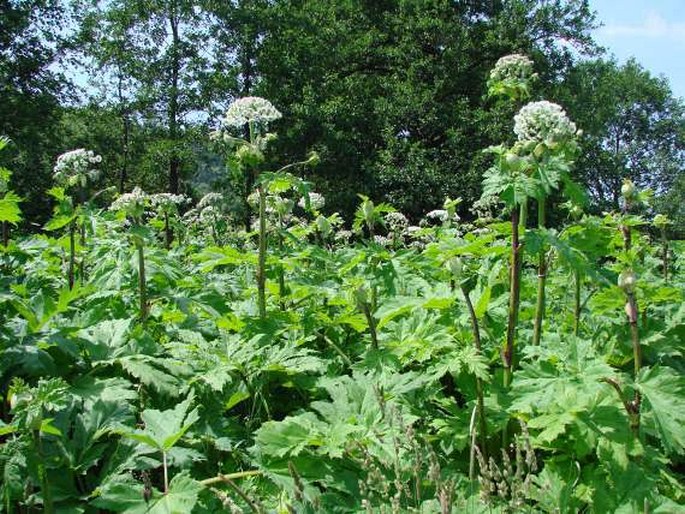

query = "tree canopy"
[[0, 0, 682, 228]]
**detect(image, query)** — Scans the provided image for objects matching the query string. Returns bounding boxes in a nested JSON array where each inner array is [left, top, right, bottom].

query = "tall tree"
[[559, 58, 685, 212], [255, 0, 598, 219], [78, 0, 214, 194], [0, 0, 69, 223], [205, 0, 271, 227]]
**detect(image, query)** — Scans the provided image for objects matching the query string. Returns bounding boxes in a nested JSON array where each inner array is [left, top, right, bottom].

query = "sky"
[[591, 0, 685, 99]]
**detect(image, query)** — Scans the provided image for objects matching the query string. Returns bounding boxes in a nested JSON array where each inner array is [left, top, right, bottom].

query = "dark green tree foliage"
[[78, 0, 215, 195], [559, 59, 685, 217], [0, 0, 68, 223], [256, 0, 598, 220]]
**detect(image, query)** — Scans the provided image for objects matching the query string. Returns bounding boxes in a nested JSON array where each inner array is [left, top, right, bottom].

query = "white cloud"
[[599, 11, 685, 42]]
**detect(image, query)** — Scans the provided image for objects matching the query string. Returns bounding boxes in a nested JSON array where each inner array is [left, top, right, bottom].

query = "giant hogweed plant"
[[212, 96, 318, 320], [47, 149, 102, 290], [1, 91, 685, 513]]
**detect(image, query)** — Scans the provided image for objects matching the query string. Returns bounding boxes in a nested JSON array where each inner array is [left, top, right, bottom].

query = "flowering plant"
[[149, 193, 188, 214], [298, 191, 325, 212], [53, 149, 102, 189], [110, 187, 148, 222], [513, 101, 578, 146], [487, 54, 537, 101], [489, 54, 536, 83], [222, 96, 282, 129]]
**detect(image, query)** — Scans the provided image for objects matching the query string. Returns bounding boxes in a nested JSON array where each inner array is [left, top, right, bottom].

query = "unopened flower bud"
[[445, 257, 463, 279], [307, 151, 320, 167], [653, 214, 670, 229], [9, 391, 32, 410], [354, 285, 368, 306], [504, 152, 520, 167], [569, 204, 583, 218], [316, 215, 331, 238], [236, 144, 264, 167], [618, 270, 637, 294], [621, 179, 636, 201]]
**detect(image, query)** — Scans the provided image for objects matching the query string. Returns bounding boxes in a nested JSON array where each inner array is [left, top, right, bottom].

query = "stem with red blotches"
[[503, 205, 521, 388]]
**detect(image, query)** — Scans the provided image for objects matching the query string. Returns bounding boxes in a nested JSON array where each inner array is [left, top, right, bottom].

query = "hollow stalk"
[[661, 227, 669, 281], [532, 195, 547, 345], [257, 184, 267, 319], [503, 204, 521, 388], [137, 239, 148, 321], [68, 221, 76, 290], [461, 285, 488, 460], [573, 270, 582, 336]]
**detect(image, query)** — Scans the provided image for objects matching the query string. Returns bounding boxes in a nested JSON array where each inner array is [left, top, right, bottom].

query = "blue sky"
[[591, 0, 685, 99]]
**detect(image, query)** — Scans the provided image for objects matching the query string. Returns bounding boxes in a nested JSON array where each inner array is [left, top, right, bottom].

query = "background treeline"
[[1, 0, 683, 230]]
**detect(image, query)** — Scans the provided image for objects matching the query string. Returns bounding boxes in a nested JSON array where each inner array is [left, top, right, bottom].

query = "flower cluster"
[[53, 149, 102, 188], [223, 97, 282, 129], [372, 235, 391, 247], [298, 191, 325, 211], [402, 225, 434, 249], [489, 54, 536, 84], [197, 192, 223, 210], [422, 209, 459, 226], [335, 229, 353, 245], [513, 101, 577, 145], [384, 211, 408, 233], [149, 193, 188, 212], [184, 193, 224, 226], [109, 187, 148, 220]]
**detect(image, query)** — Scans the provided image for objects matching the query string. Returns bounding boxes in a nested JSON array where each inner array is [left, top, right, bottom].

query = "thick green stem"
[[277, 218, 286, 310], [519, 199, 528, 233], [322, 334, 353, 368], [162, 451, 169, 494], [503, 205, 521, 388], [36, 432, 53, 513], [602, 377, 640, 437], [661, 229, 669, 281], [361, 302, 378, 350], [68, 221, 76, 290], [137, 242, 148, 321], [79, 221, 86, 286], [532, 196, 547, 346], [574, 271, 582, 336], [164, 212, 172, 249], [460, 285, 488, 461], [200, 470, 262, 487], [257, 186, 267, 319], [627, 292, 642, 378]]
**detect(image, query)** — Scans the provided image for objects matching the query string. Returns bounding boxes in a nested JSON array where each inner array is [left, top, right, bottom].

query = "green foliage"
[[637, 366, 685, 456], [0, 183, 683, 512], [1, 2, 684, 512]]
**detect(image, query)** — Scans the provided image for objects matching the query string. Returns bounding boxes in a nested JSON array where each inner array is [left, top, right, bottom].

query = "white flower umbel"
[[110, 187, 148, 220], [514, 101, 577, 145], [385, 211, 409, 232], [298, 191, 325, 211], [198, 205, 219, 223], [373, 235, 391, 247], [149, 193, 188, 211], [223, 97, 282, 129], [335, 229, 353, 244], [489, 54, 535, 83], [53, 148, 102, 188], [197, 192, 223, 210]]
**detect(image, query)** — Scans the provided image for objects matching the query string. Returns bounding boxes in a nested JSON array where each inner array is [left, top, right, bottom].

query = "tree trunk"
[[168, 3, 181, 194]]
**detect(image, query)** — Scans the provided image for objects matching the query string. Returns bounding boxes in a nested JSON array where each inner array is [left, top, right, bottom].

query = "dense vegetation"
[[1, 1, 684, 513], [1, 0, 684, 226]]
